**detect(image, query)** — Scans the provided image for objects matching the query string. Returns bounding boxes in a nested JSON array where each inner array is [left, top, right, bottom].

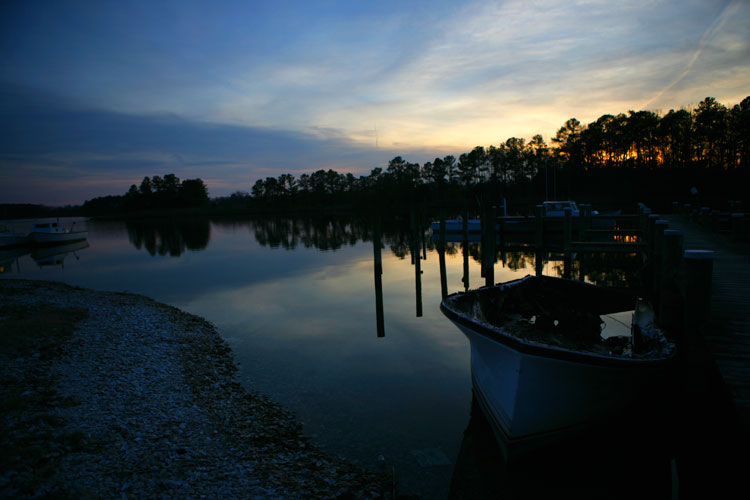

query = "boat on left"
[[27, 220, 88, 246]]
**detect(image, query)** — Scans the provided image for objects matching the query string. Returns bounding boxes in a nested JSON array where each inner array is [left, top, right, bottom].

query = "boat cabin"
[[542, 201, 580, 217], [32, 222, 63, 233]]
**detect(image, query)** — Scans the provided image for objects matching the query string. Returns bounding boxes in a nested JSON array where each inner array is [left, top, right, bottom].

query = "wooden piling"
[[731, 213, 745, 242], [646, 214, 659, 251], [658, 229, 684, 333], [535, 250, 544, 277], [438, 210, 448, 299], [682, 250, 714, 392], [638, 203, 651, 232], [462, 215, 470, 291], [563, 207, 572, 252], [684, 250, 713, 327], [579, 203, 592, 237], [652, 220, 669, 303], [535, 205, 544, 249]]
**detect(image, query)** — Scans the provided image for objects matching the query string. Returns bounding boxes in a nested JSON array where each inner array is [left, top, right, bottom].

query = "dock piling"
[[658, 230, 684, 332], [535, 205, 544, 249], [682, 250, 714, 393]]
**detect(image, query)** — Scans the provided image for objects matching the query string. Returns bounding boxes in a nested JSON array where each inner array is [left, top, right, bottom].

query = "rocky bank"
[[0, 279, 385, 499]]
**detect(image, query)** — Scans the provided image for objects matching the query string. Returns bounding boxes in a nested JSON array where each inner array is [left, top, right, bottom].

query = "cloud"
[[0, 85, 438, 205]]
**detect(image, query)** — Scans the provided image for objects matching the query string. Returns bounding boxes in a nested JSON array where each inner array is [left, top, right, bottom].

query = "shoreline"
[[0, 279, 384, 499]]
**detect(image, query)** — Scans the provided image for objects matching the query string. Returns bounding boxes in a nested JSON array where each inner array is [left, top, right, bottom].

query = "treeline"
[[80, 95, 748, 216], [83, 174, 209, 215], [240, 96, 749, 211]]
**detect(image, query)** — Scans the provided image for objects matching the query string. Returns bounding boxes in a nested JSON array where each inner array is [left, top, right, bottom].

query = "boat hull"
[[441, 276, 676, 458], [457, 321, 672, 456], [29, 230, 88, 246]]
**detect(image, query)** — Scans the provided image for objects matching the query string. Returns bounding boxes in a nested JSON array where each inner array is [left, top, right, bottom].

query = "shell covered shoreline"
[[0, 279, 384, 499]]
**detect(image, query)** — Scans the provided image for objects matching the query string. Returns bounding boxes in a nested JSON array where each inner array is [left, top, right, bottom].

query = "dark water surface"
[[2, 215, 664, 498]]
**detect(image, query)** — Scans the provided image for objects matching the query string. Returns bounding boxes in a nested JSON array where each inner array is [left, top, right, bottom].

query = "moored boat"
[[441, 275, 676, 458], [28, 221, 88, 246]]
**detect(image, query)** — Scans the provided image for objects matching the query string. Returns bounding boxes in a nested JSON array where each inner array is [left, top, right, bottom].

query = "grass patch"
[[0, 304, 88, 358], [0, 302, 90, 497]]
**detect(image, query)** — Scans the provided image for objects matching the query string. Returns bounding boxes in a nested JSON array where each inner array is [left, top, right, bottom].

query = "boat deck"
[[663, 214, 750, 433]]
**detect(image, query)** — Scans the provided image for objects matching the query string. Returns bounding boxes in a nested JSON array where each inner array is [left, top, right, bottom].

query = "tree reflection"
[[126, 217, 210, 256]]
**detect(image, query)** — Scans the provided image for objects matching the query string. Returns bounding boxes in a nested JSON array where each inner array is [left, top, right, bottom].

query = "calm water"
[[1, 215, 657, 498]]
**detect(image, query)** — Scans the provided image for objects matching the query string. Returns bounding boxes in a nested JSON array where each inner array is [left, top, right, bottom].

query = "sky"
[[1, 0, 748, 206]]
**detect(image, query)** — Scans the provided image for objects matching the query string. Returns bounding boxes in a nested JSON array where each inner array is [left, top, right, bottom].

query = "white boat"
[[441, 275, 675, 458], [28, 221, 88, 246]]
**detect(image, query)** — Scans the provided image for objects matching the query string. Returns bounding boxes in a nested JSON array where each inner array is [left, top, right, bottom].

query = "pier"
[[661, 211, 750, 434]]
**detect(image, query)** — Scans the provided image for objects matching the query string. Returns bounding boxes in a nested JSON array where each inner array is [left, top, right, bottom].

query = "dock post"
[[580, 204, 592, 238], [535, 205, 544, 250], [462, 214, 470, 291], [640, 206, 652, 235], [652, 220, 669, 302], [646, 214, 659, 251], [534, 250, 544, 277], [699, 207, 711, 229], [731, 213, 745, 242], [563, 207, 572, 252], [683, 203, 691, 219], [684, 250, 713, 323], [658, 230, 684, 333], [639, 207, 651, 235], [682, 250, 714, 393], [711, 209, 721, 233], [438, 209, 448, 299]]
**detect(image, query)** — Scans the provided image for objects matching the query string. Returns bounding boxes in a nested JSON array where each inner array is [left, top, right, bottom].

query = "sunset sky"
[[1, 0, 748, 206]]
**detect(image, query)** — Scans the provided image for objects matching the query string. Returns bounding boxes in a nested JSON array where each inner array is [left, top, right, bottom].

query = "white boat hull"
[[29, 230, 88, 245], [459, 323, 669, 443], [441, 276, 676, 457]]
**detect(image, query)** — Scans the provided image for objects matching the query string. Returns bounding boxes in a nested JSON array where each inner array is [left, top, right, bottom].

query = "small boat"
[[441, 275, 676, 458], [28, 221, 88, 246], [541, 200, 581, 217]]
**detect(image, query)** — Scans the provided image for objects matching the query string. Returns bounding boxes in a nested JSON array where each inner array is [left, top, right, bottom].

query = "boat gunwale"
[[441, 276, 676, 368]]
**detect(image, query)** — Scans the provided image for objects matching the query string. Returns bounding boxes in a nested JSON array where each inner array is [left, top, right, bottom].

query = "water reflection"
[[449, 395, 673, 500], [126, 217, 210, 256], [31, 240, 90, 268], [372, 217, 385, 338], [5, 214, 660, 499]]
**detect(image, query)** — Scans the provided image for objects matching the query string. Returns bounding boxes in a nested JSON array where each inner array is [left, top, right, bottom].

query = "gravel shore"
[[0, 279, 385, 499]]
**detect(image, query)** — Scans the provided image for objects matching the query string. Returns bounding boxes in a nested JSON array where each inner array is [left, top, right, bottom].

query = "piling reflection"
[[372, 217, 385, 338]]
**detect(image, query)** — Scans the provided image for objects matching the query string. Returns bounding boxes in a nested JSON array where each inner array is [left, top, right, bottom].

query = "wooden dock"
[[663, 213, 750, 433]]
